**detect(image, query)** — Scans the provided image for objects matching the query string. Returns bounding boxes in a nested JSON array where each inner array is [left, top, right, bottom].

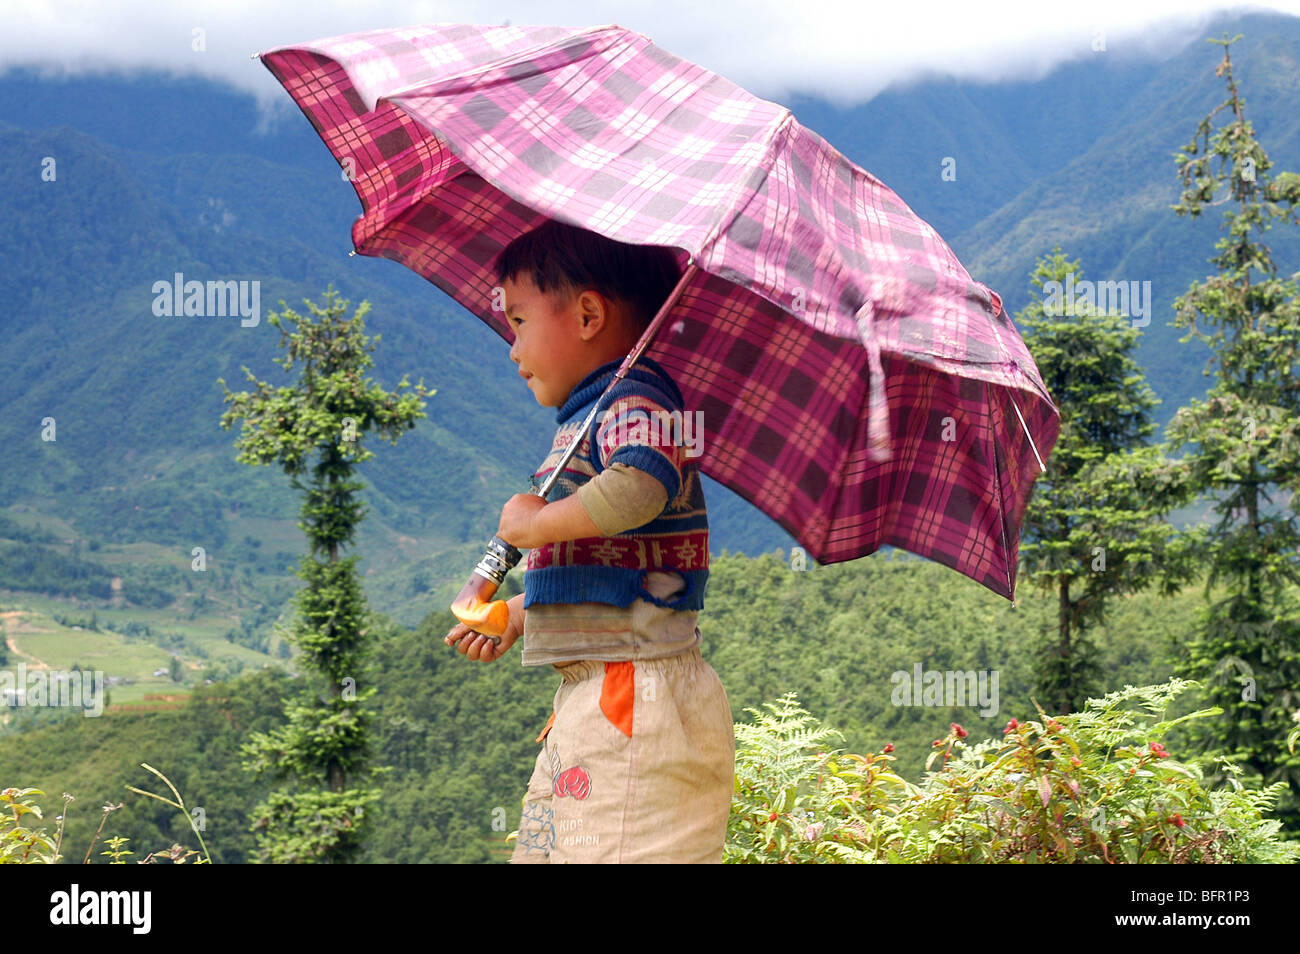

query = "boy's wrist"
[[498, 493, 548, 548], [506, 592, 526, 639]]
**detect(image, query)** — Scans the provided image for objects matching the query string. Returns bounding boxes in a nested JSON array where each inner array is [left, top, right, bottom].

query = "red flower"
[[1047, 720, 1062, 733], [932, 739, 943, 747], [883, 743, 894, 754], [1070, 756, 1082, 767], [951, 722, 967, 738], [1004, 718, 1019, 734], [1171, 814, 1186, 828], [1150, 742, 1169, 759], [768, 812, 778, 822]]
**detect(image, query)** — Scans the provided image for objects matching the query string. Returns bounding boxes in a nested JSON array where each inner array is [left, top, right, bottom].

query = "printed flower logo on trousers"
[[549, 746, 591, 799]]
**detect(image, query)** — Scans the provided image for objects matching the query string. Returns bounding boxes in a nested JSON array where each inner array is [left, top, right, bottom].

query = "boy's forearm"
[[529, 492, 603, 545], [498, 465, 664, 549]]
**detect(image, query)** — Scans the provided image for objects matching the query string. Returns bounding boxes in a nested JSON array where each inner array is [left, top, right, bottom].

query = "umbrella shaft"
[[534, 260, 699, 498]]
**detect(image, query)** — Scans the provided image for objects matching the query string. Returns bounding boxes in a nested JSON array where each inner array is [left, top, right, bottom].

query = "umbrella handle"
[[449, 535, 521, 637]]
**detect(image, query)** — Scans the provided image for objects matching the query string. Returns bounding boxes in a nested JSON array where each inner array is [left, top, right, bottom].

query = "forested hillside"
[[2, 549, 1215, 863]]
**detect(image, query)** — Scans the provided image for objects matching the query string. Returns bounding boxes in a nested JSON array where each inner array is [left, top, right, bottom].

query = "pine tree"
[[1016, 249, 1203, 713], [1165, 34, 1300, 826], [218, 285, 432, 862]]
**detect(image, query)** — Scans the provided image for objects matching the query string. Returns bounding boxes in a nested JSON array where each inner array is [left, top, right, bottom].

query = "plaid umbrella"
[[255, 21, 1060, 602]]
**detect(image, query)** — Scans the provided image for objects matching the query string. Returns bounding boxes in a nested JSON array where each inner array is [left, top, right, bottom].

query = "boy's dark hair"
[[493, 219, 683, 332]]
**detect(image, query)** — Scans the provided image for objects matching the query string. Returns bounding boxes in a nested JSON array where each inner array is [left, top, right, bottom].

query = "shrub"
[[1, 764, 209, 864], [727, 679, 1300, 863]]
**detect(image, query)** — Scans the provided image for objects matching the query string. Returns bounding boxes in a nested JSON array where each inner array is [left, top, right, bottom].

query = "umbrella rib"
[[696, 110, 796, 261], [976, 298, 1051, 474], [378, 25, 625, 109], [1010, 396, 1047, 473], [987, 378, 1015, 601]]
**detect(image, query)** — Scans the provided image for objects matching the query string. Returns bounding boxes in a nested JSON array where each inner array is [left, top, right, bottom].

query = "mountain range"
[[2, 9, 1298, 630]]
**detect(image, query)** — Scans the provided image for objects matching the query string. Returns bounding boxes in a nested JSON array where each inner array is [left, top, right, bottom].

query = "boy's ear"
[[576, 289, 611, 339]]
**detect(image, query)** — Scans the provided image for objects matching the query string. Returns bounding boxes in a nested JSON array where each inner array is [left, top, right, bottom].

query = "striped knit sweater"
[[524, 355, 709, 611]]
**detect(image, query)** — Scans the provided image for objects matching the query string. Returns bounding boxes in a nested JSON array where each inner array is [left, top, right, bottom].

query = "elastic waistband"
[[554, 646, 704, 683]]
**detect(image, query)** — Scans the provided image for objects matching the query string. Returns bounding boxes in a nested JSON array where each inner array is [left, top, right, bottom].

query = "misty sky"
[[3, 0, 1298, 125]]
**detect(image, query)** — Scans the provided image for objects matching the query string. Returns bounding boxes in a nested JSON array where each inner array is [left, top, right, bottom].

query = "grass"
[[0, 597, 283, 709]]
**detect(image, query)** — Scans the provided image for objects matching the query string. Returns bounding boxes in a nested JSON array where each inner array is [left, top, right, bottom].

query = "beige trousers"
[[510, 647, 734, 864]]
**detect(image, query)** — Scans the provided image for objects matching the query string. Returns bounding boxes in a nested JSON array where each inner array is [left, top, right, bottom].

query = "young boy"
[[443, 220, 734, 864]]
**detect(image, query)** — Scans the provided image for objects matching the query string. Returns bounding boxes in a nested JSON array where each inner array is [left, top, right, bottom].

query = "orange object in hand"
[[450, 591, 510, 636], [449, 535, 521, 638]]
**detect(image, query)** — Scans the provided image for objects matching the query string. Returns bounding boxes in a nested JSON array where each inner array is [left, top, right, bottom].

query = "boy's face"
[[504, 273, 613, 408]]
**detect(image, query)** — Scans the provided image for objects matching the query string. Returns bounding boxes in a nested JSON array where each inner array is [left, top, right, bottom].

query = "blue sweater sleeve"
[[590, 388, 684, 505]]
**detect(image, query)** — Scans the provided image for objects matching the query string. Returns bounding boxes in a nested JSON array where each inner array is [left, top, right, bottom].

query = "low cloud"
[[2, 0, 1297, 125]]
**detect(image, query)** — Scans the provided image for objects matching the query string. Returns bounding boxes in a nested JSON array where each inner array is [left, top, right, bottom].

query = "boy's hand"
[[497, 491, 603, 549], [443, 621, 516, 661], [496, 492, 549, 548], [444, 592, 524, 662]]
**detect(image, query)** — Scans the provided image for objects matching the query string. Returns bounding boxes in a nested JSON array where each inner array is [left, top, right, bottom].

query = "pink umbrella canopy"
[[256, 21, 1060, 602]]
